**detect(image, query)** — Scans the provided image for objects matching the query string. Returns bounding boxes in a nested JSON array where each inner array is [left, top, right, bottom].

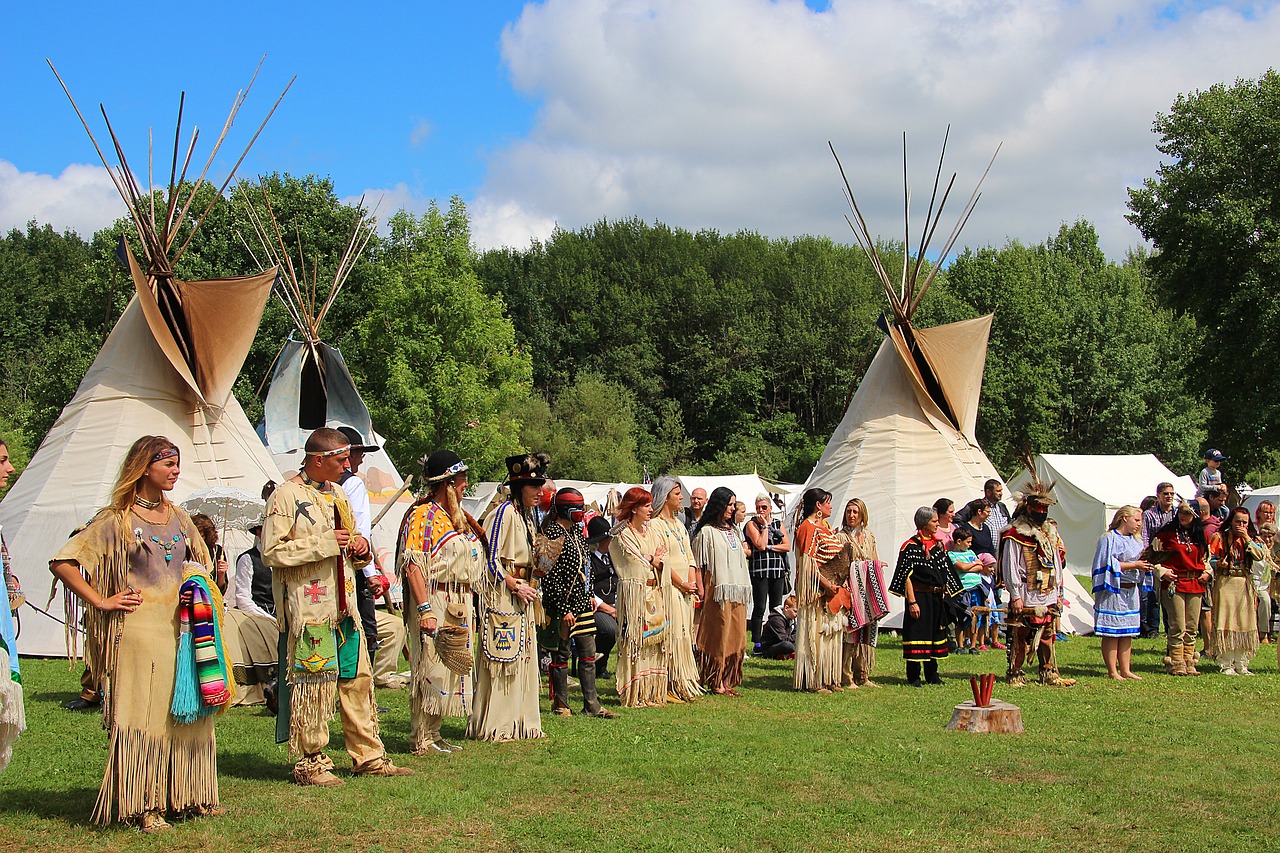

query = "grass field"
[[2, 633, 1279, 852]]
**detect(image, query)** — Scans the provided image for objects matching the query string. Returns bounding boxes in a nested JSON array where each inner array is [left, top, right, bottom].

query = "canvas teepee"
[[801, 133, 1095, 633], [241, 190, 410, 554], [0, 64, 291, 655]]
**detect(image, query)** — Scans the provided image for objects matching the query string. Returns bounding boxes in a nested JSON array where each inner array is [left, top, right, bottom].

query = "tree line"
[[4, 72, 1276, 489]]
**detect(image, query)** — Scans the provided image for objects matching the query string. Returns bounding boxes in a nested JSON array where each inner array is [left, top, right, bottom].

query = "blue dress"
[[1091, 530, 1146, 637]]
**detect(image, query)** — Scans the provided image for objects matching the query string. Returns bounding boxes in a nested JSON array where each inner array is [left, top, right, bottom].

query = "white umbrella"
[[179, 485, 266, 532]]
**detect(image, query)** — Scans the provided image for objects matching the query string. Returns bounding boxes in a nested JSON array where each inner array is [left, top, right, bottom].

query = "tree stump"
[[946, 699, 1023, 733]]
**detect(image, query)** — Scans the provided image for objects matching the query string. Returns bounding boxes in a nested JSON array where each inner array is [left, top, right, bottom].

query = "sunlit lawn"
[[2, 632, 1279, 852]]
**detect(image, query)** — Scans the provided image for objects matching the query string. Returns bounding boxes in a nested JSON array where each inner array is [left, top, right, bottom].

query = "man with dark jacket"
[[759, 596, 798, 659], [586, 516, 618, 678]]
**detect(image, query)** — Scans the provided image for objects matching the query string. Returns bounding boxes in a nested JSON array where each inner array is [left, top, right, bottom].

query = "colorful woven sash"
[[171, 567, 232, 723]]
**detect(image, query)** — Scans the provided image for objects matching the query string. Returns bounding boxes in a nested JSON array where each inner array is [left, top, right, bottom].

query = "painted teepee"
[[0, 64, 291, 655], [240, 189, 409, 553]]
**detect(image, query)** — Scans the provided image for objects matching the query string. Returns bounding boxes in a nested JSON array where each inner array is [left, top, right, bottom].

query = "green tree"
[[1127, 70, 1280, 476], [0, 222, 106, 442], [946, 221, 1206, 472], [517, 372, 641, 482], [346, 199, 532, 480]]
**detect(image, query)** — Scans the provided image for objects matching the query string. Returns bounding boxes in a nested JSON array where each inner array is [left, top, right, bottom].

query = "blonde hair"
[[844, 497, 869, 530], [108, 435, 179, 512], [1107, 505, 1140, 532]]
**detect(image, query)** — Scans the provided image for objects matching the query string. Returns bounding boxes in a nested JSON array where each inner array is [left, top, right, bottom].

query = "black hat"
[[336, 426, 380, 454], [1206, 448, 1226, 463], [584, 515, 612, 543], [505, 452, 549, 486], [424, 450, 469, 484]]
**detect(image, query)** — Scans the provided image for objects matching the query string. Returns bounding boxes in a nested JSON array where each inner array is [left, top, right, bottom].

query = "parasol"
[[179, 485, 267, 532]]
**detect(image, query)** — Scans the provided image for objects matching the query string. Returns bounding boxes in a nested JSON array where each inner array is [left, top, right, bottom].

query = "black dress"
[[890, 535, 963, 660]]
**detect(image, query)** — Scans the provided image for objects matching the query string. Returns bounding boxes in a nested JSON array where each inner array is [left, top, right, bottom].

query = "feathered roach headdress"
[[1010, 448, 1057, 512]]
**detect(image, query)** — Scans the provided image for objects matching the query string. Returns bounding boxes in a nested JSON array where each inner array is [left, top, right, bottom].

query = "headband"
[[306, 444, 351, 458], [438, 460, 467, 479], [151, 447, 179, 463]]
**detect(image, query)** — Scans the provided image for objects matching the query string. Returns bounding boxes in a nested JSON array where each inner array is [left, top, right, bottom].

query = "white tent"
[[1241, 485, 1280, 518], [802, 137, 1095, 634], [0, 263, 281, 656], [677, 474, 792, 517], [1009, 453, 1198, 576], [0, 73, 291, 656]]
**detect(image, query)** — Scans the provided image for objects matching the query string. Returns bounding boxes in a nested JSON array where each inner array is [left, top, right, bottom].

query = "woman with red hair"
[[608, 486, 670, 708]]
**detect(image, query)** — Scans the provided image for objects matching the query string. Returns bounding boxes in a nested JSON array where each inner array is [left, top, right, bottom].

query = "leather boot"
[[1167, 645, 1186, 676], [548, 660, 572, 716], [1182, 644, 1201, 676], [576, 636, 618, 717]]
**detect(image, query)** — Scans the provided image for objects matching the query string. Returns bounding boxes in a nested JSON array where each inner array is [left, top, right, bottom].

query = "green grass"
[[3, 634, 1280, 852]]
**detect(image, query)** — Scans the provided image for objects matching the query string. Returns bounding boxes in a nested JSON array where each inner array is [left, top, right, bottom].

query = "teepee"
[[0, 64, 291, 655], [241, 189, 410, 554], [801, 133, 1095, 633]]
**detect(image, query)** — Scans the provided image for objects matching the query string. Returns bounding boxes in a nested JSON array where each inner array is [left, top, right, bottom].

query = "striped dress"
[[1091, 530, 1145, 637]]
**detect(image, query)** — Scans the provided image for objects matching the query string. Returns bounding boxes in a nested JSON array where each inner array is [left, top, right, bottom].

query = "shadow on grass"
[[215, 750, 291, 781], [0, 785, 98, 828], [28, 688, 93, 706]]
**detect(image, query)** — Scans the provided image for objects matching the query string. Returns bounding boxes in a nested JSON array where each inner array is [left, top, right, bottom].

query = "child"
[[1196, 449, 1225, 498], [947, 527, 984, 654]]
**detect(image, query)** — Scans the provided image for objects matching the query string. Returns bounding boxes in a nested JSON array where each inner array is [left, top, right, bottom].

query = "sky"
[[1, 1, 1277, 260]]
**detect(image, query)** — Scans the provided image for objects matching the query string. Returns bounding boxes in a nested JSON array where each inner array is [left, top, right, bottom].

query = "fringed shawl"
[[397, 500, 485, 598], [794, 518, 842, 607], [609, 524, 665, 657], [692, 524, 752, 606]]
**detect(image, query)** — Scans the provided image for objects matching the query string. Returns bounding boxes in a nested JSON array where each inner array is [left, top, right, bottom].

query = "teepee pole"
[[910, 125, 951, 295], [901, 132, 910, 308]]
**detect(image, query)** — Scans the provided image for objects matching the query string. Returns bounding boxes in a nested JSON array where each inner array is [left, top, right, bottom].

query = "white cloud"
[[409, 118, 433, 147], [0, 160, 124, 238], [340, 183, 427, 227], [474, 0, 1280, 258], [341, 183, 558, 252]]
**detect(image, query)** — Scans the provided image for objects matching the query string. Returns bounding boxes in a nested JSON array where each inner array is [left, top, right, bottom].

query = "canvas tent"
[[1009, 453, 1198, 577], [677, 474, 792, 516], [1242, 485, 1280, 518], [1, 69, 289, 655], [801, 135, 1095, 634]]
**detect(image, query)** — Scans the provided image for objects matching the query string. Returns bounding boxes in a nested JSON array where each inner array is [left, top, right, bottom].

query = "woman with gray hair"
[[744, 492, 791, 652], [889, 506, 964, 688], [650, 477, 703, 703]]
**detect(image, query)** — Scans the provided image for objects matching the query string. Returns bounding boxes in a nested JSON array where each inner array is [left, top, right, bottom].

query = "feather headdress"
[[1010, 448, 1057, 508]]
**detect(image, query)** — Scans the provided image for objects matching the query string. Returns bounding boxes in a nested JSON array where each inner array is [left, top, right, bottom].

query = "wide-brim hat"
[[505, 452, 550, 486], [424, 449, 469, 484], [336, 426, 380, 454], [584, 515, 612, 543]]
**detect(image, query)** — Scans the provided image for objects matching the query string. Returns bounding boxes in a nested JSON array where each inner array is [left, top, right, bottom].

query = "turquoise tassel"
[[170, 631, 200, 724]]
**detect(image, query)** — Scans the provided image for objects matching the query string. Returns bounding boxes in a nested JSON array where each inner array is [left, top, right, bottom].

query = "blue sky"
[[1, 3, 532, 211], [2, 1, 1277, 257]]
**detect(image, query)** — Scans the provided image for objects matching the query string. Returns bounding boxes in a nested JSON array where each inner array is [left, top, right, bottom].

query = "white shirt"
[[341, 471, 378, 578], [232, 550, 275, 622]]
